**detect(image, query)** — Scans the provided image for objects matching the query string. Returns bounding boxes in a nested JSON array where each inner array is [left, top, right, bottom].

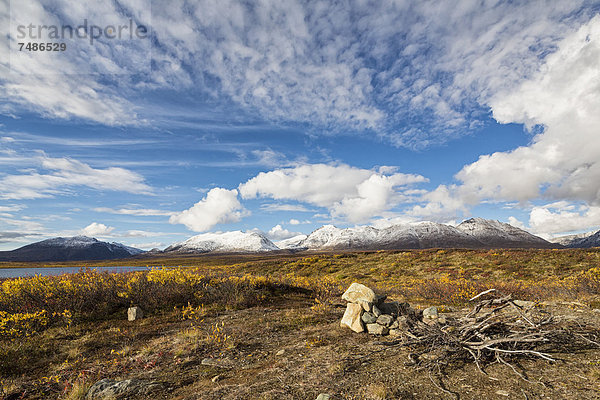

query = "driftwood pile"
[[383, 289, 558, 378]]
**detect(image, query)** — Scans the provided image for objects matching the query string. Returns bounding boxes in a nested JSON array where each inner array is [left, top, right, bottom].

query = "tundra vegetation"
[[1, 248, 599, 399]]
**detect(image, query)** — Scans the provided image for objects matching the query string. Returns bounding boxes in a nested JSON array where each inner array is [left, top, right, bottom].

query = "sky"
[[1, 0, 600, 250]]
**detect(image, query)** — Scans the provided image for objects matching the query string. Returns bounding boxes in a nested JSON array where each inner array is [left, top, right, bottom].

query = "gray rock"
[[366, 323, 389, 335], [422, 306, 438, 320], [340, 303, 364, 333], [372, 305, 382, 317], [316, 394, 332, 400], [342, 283, 376, 303], [127, 306, 143, 321], [389, 329, 402, 336], [361, 311, 377, 324], [86, 379, 161, 399], [376, 314, 394, 326]]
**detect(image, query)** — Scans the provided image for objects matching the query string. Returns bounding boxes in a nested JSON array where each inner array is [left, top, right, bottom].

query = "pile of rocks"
[[340, 282, 438, 336]]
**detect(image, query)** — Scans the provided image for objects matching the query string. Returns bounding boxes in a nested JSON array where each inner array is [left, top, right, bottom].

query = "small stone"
[[376, 314, 394, 326], [372, 305, 382, 317], [389, 320, 399, 329], [342, 283, 376, 303], [366, 323, 389, 335], [422, 306, 438, 320], [211, 375, 221, 383], [276, 349, 285, 356], [127, 306, 143, 321], [361, 312, 377, 324], [316, 394, 331, 400], [340, 303, 364, 333], [389, 329, 401, 336], [359, 300, 372, 312]]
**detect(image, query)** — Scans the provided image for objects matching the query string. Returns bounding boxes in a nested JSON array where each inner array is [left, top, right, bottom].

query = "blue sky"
[[1, 0, 600, 250]]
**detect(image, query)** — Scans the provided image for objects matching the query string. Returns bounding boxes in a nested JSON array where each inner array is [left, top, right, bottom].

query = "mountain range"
[[163, 218, 557, 254], [552, 230, 600, 248], [3, 219, 598, 262], [0, 236, 144, 262]]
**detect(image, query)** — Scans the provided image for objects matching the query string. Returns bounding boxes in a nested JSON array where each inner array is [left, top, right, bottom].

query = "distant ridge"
[[552, 230, 600, 248], [165, 218, 556, 255], [0, 236, 144, 262], [276, 218, 555, 251], [1, 218, 560, 261]]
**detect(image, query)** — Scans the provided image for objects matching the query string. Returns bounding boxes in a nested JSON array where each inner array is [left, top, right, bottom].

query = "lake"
[[0, 266, 152, 279]]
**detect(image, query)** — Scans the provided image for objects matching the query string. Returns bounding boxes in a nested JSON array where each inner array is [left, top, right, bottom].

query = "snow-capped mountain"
[[164, 231, 279, 254], [274, 234, 308, 250], [553, 230, 600, 248], [456, 218, 554, 248], [280, 221, 486, 251], [0, 236, 144, 262], [276, 218, 554, 251]]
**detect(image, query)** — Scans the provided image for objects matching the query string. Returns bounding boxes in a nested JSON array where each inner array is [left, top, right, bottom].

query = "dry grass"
[[1, 249, 600, 399]]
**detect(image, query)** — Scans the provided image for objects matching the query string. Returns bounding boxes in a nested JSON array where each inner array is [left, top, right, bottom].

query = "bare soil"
[[3, 291, 600, 400]]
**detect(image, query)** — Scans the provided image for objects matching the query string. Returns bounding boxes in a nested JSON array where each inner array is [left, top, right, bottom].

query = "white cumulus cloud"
[[239, 163, 427, 223], [81, 222, 114, 236], [528, 203, 600, 236], [267, 224, 302, 241], [457, 16, 600, 207], [169, 188, 247, 232]]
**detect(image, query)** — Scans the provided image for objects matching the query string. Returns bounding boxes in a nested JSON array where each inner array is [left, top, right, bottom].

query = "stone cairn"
[[340, 282, 440, 336]]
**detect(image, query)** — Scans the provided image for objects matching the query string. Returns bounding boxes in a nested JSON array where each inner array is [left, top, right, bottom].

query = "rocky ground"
[[3, 289, 600, 400]]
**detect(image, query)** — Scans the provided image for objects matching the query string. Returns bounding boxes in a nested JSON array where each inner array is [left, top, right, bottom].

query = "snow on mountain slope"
[[275, 234, 308, 250], [394, 221, 484, 249], [456, 218, 554, 248], [552, 230, 598, 246], [553, 230, 600, 248], [299, 225, 381, 250], [296, 222, 484, 250], [162, 218, 557, 254], [165, 231, 279, 253], [0, 236, 144, 262]]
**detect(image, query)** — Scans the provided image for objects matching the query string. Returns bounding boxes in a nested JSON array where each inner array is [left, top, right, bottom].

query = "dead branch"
[[378, 289, 570, 388]]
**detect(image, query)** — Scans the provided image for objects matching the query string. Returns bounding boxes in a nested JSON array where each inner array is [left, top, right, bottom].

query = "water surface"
[[0, 266, 152, 279]]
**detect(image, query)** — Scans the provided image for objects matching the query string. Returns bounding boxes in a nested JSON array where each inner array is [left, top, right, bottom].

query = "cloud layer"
[[0, 155, 152, 199], [3, 1, 596, 147]]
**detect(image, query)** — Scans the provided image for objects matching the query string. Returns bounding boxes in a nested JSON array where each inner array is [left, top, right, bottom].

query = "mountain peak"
[[0, 236, 143, 262], [165, 230, 279, 253]]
